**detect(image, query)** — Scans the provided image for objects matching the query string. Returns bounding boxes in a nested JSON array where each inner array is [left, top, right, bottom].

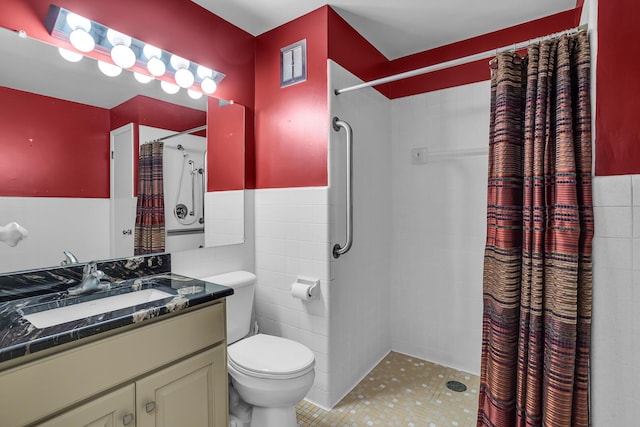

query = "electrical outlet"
[[411, 147, 428, 164]]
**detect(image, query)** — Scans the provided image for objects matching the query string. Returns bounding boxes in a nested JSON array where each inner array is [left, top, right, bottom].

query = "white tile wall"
[[328, 61, 392, 407], [0, 197, 110, 272], [253, 186, 331, 408], [172, 189, 255, 279], [204, 190, 245, 247], [591, 175, 639, 426], [389, 81, 489, 376]]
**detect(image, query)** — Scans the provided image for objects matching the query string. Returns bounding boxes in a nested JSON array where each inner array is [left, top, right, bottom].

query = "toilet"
[[202, 271, 315, 427]]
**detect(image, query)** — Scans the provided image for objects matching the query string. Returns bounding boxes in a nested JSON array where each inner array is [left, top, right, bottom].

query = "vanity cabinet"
[[38, 385, 136, 427], [0, 302, 228, 427], [137, 346, 226, 427], [40, 346, 226, 427]]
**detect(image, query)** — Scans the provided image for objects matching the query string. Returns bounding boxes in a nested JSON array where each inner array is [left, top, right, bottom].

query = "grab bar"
[[332, 116, 353, 259]]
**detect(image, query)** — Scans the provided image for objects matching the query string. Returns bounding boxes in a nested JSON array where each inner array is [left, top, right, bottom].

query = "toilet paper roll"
[[291, 282, 315, 301]]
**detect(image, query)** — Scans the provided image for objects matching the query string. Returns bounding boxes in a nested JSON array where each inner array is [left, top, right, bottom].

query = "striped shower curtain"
[[477, 32, 593, 426], [134, 141, 166, 255]]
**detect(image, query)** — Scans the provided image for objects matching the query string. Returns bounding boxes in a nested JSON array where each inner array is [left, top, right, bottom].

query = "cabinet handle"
[[122, 413, 134, 425], [145, 401, 156, 413]]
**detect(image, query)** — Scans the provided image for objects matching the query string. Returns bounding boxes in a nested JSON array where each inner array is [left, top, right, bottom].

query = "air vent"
[[280, 39, 306, 87]]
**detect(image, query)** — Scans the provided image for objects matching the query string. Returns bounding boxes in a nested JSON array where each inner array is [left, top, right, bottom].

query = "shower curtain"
[[134, 141, 166, 255], [477, 32, 592, 427]]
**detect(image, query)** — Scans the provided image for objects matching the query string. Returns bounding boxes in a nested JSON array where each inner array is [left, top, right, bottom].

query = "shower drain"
[[445, 380, 467, 393]]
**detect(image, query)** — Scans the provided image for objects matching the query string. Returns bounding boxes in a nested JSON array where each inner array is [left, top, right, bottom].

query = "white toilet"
[[202, 271, 315, 427]]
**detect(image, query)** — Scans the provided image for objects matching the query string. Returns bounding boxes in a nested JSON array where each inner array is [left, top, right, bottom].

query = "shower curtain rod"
[[334, 24, 588, 96], [144, 125, 208, 144]]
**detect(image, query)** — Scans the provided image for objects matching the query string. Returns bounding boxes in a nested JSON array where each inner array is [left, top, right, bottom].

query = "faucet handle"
[[61, 250, 79, 265], [83, 261, 98, 276]]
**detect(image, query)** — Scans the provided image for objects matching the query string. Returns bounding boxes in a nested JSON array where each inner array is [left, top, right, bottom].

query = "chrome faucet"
[[67, 261, 110, 295], [61, 251, 79, 265]]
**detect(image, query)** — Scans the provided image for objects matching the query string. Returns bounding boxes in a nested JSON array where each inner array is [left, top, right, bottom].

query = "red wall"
[[208, 100, 246, 191], [0, 87, 110, 197], [0, 89, 210, 198], [254, 7, 329, 189], [595, 0, 640, 175], [111, 95, 207, 134], [256, 6, 580, 188]]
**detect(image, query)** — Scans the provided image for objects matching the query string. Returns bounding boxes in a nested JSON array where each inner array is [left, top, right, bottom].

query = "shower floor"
[[296, 351, 479, 427]]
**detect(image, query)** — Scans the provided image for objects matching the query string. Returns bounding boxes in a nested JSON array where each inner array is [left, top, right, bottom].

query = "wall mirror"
[[0, 26, 246, 274]]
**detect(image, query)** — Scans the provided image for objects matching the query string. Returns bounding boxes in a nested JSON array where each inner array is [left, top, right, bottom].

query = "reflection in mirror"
[[138, 125, 208, 254], [0, 27, 245, 274]]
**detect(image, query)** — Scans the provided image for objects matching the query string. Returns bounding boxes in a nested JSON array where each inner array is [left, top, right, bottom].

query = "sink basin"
[[23, 288, 175, 329]]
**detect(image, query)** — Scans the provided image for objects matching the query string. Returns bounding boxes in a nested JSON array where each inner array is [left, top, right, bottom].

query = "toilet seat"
[[228, 334, 315, 380]]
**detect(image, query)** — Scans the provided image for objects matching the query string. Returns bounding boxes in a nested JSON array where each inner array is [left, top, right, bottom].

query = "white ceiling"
[[192, 0, 577, 60]]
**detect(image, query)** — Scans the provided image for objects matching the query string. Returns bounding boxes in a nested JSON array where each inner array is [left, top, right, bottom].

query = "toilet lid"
[[228, 334, 315, 379]]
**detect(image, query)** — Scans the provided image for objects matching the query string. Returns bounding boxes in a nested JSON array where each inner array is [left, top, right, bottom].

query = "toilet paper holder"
[[290, 276, 320, 300]]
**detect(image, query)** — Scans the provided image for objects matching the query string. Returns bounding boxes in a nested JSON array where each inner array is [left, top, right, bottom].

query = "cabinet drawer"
[[0, 302, 225, 427]]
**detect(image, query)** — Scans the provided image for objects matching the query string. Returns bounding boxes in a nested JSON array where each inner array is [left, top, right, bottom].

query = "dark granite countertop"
[[0, 255, 233, 365]]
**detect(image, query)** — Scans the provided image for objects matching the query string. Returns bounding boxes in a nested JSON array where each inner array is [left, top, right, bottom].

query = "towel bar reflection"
[[332, 117, 353, 259]]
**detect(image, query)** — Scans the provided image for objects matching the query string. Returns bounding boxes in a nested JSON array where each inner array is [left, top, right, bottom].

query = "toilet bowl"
[[201, 271, 315, 427], [228, 334, 315, 427]]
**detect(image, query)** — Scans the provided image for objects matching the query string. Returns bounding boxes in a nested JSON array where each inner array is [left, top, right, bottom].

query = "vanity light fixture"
[[146, 55, 166, 77], [65, 12, 94, 52], [143, 44, 166, 76], [107, 29, 136, 69], [197, 65, 217, 94], [45, 5, 225, 95], [201, 77, 217, 94], [111, 44, 136, 68], [170, 55, 195, 88]]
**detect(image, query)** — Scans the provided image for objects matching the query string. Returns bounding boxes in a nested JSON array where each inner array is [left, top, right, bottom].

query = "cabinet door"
[[37, 384, 136, 427], [136, 346, 227, 427]]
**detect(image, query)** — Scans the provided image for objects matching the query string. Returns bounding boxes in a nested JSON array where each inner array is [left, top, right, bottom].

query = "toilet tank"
[[200, 271, 256, 344]]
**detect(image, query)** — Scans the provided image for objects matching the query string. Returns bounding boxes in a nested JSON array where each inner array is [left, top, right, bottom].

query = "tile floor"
[[296, 352, 479, 427]]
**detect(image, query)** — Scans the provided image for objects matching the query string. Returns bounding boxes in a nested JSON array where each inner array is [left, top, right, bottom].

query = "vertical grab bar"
[[332, 117, 353, 259]]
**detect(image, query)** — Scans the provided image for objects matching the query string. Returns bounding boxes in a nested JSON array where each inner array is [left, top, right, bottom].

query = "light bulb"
[[174, 68, 195, 88], [58, 47, 83, 62], [201, 77, 217, 94], [69, 28, 95, 52], [170, 54, 189, 71], [106, 28, 131, 47], [143, 44, 162, 60], [111, 44, 136, 68], [134, 72, 153, 83], [187, 89, 203, 100], [147, 56, 166, 76], [97, 60, 122, 77], [65, 13, 91, 32], [196, 65, 212, 79], [160, 80, 180, 94]]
